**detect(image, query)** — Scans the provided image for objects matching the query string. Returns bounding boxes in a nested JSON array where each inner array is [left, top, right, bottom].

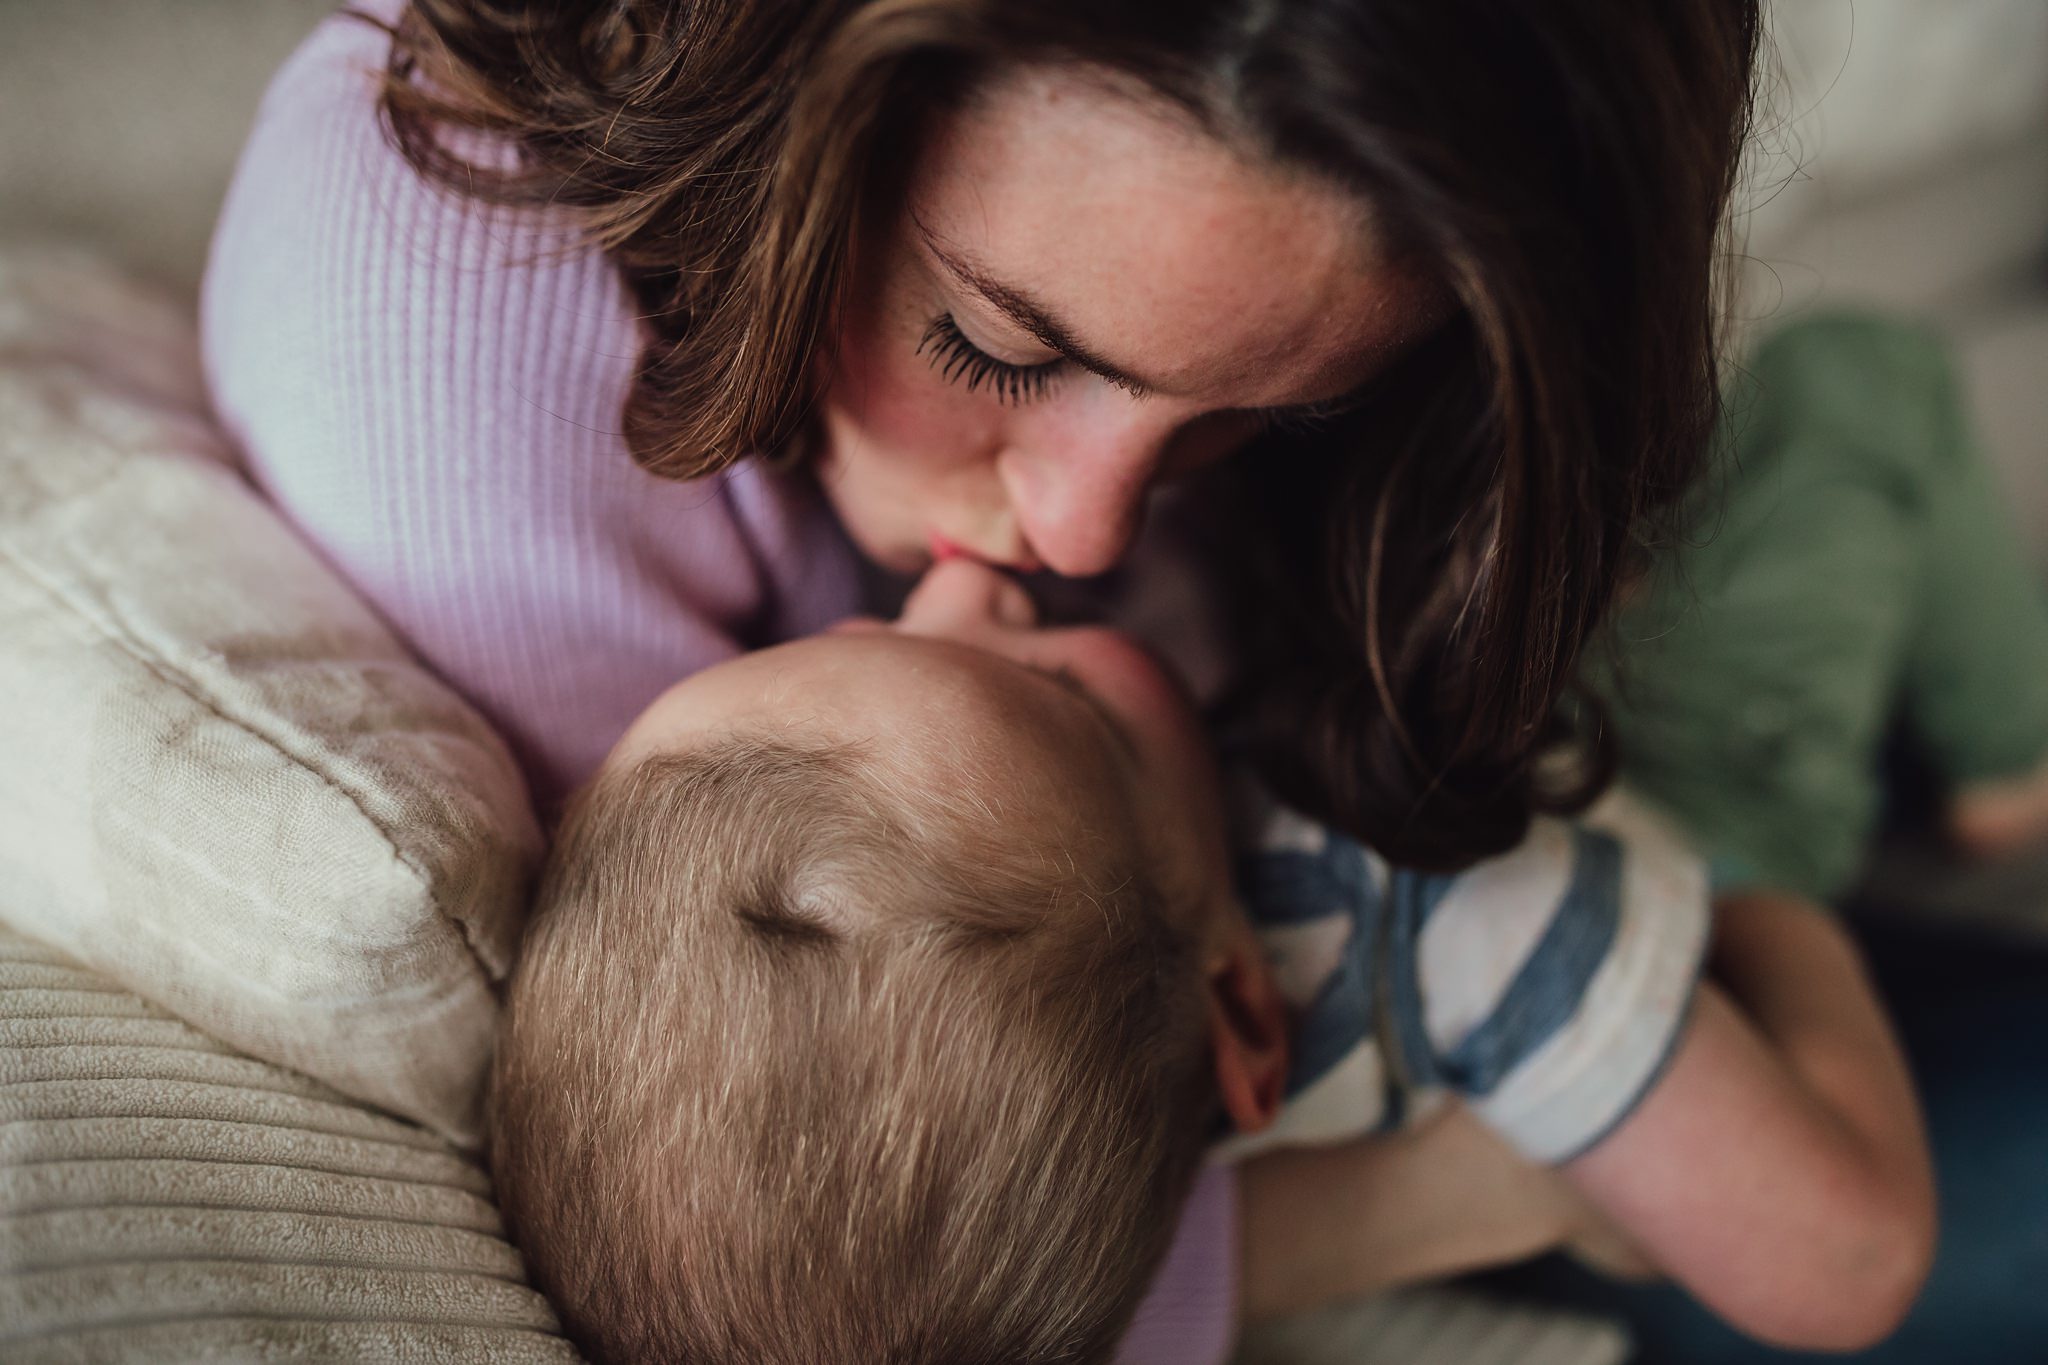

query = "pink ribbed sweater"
[[200, 5, 1236, 1359], [203, 3, 863, 807]]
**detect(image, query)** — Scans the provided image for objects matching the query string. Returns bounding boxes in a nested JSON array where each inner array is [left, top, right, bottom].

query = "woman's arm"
[[1243, 891, 1935, 1346], [1562, 890, 1935, 1351], [1239, 1104, 1584, 1320], [203, 10, 855, 802]]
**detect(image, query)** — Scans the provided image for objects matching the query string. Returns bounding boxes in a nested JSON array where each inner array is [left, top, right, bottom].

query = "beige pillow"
[[0, 247, 540, 1147]]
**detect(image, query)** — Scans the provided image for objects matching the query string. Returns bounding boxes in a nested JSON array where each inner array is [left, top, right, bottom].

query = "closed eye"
[[920, 314, 1063, 405]]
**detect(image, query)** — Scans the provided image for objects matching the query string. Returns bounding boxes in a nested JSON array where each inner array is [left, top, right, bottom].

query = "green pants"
[[1588, 312, 2048, 900]]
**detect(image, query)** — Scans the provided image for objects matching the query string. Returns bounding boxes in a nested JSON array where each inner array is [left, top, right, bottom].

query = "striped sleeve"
[[1396, 790, 1711, 1162]]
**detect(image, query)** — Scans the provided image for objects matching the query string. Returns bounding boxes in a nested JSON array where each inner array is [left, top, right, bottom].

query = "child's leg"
[[1878, 321, 2048, 853], [1595, 310, 2048, 894], [1591, 312, 1931, 900]]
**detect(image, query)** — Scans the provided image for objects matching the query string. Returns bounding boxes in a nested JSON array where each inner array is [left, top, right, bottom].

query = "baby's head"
[[491, 559, 1287, 1365]]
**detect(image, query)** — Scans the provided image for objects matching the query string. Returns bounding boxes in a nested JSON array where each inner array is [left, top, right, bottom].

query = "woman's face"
[[813, 64, 1448, 580]]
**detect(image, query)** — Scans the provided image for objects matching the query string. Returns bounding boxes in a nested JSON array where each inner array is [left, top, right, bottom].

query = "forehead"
[[616, 634, 1122, 808], [904, 65, 1435, 406]]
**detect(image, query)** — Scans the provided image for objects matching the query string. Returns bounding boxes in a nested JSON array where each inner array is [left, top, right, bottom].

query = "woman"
[[203, 1, 1773, 1359]]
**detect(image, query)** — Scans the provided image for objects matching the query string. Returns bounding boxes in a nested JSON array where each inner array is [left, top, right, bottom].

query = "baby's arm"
[[1562, 890, 1933, 1351]]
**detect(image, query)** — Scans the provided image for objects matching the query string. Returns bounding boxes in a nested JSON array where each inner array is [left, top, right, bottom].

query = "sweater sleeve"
[[200, 9, 840, 801]]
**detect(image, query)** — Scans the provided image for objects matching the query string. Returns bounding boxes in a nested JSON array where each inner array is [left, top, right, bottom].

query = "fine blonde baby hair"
[[491, 735, 1214, 1364]]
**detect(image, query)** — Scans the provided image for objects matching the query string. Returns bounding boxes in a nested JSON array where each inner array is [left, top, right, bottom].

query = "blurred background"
[[1733, 2, 2048, 562]]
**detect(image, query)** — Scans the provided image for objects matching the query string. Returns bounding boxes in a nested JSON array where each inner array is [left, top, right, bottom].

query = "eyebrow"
[[915, 218, 1388, 425], [915, 220, 1155, 398]]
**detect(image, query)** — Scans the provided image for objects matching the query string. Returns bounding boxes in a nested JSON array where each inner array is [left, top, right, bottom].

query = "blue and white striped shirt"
[[1217, 786, 1710, 1165]]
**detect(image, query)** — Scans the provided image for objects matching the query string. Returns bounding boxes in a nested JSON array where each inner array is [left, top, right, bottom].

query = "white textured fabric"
[[1234, 1287, 1629, 1365], [0, 247, 541, 1146], [0, 924, 581, 1363]]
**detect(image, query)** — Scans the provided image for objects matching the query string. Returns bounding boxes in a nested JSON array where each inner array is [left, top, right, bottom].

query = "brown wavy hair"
[[365, 0, 1760, 870]]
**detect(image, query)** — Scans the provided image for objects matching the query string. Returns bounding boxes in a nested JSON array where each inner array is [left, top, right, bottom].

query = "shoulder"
[[231, 1, 410, 176], [203, 0, 629, 374], [1223, 785, 1710, 1163], [1416, 792, 1712, 1162], [201, 0, 640, 486], [193, 3, 737, 801]]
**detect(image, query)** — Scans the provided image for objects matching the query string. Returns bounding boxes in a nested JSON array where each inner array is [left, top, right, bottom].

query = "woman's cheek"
[[815, 325, 1017, 569], [838, 342, 1004, 483]]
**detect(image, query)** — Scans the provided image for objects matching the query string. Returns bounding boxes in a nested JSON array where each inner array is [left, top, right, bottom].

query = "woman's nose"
[[1001, 423, 1167, 578], [895, 557, 1039, 637]]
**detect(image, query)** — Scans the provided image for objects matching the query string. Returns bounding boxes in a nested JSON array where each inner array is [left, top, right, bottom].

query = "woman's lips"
[[927, 529, 1041, 574]]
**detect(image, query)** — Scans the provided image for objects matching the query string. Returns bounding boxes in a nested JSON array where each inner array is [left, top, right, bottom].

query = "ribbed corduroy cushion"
[[0, 925, 580, 1363]]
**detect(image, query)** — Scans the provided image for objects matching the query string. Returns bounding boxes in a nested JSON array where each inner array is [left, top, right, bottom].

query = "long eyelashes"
[[918, 314, 1061, 405]]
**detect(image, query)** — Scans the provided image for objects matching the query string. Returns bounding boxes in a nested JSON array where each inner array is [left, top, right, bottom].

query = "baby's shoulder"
[[1220, 786, 1709, 1164]]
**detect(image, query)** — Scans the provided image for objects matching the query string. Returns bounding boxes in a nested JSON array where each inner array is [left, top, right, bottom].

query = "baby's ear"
[[1206, 928, 1289, 1134]]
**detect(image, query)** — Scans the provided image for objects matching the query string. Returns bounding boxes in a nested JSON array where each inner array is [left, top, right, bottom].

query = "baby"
[[490, 559, 1933, 1365]]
